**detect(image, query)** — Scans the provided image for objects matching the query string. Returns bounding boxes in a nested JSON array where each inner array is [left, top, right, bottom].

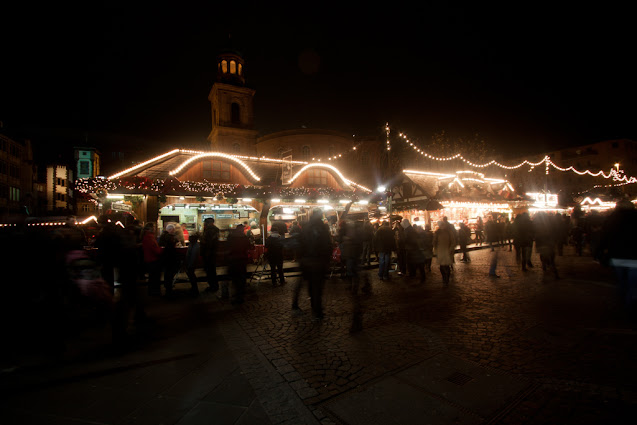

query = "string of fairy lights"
[[75, 178, 372, 201], [395, 127, 637, 184]]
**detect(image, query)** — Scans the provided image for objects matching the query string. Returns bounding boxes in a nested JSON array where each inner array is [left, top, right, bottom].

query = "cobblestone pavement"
[[227, 246, 637, 424], [2, 245, 636, 424]]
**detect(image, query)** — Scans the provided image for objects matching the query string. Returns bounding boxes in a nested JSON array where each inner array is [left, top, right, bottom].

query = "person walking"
[[374, 221, 395, 280], [294, 209, 332, 321], [513, 212, 534, 271], [434, 220, 455, 285], [265, 226, 285, 286], [201, 217, 220, 293], [458, 221, 471, 262], [403, 219, 426, 283], [360, 220, 374, 265], [475, 216, 485, 246], [421, 224, 434, 272]]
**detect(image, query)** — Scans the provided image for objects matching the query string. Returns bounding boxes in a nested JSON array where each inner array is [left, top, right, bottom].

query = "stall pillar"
[[145, 195, 159, 225]]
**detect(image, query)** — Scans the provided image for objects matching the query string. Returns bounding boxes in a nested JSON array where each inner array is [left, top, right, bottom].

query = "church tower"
[[208, 50, 258, 155]]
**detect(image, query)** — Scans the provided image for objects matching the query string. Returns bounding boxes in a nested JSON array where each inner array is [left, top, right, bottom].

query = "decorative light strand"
[[395, 126, 637, 183]]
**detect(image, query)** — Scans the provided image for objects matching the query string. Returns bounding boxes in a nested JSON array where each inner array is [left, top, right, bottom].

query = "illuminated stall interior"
[[76, 149, 372, 236], [392, 169, 526, 230]]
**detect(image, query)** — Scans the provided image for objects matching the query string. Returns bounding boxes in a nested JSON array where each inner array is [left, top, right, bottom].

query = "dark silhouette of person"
[[226, 224, 252, 304], [158, 224, 179, 299], [201, 217, 220, 293], [265, 226, 285, 286], [294, 209, 332, 321]]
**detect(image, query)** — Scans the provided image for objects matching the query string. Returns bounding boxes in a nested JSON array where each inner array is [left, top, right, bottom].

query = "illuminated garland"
[[394, 126, 637, 184], [74, 178, 371, 201]]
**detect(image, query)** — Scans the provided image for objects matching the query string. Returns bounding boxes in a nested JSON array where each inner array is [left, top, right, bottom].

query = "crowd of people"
[[1, 201, 636, 359]]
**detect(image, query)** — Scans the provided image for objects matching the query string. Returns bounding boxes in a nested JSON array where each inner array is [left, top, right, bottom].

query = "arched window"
[[231, 103, 240, 124], [238, 63, 243, 75], [302, 146, 311, 161], [221, 60, 228, 73], [230, 60, 237, 74], [232, 143, 241, 153]]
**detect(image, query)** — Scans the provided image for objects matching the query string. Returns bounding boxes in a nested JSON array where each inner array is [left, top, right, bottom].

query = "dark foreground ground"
[[1, 245, 636, 424]]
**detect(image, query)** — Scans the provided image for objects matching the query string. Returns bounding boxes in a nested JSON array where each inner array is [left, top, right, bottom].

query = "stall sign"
[[217, 214, 233, 219]]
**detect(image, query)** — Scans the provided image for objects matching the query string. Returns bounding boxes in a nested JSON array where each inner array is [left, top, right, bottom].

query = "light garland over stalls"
[[287, 163, 372, 193], [169, 152, 262, 182], [108, 149, 308, 180], [394, 126, 637, 184]]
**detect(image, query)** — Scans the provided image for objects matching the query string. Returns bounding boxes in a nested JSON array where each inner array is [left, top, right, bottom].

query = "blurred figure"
[[374, 220, 395, 280], [294, 209, 332, 321], [142, 222, 162, 296], [421, 223, 434, 272], [265, 225, 285, 286], [185, 232, 201, 297], [534, 212, 560, 279], [158, 224, 179, 298], [457, 221, 471, 262], [94, 217, 120, 293], [181, 223, 190, 244], [434, 220, 455, 284], [342, 220, 371, 294], [600, 202, 637, 313], [361, 220, 374, 265], [486, 215, 498, 252], [201, 217, 220, 293], [394, 220, 407, 276], [172, 222, 185, 247], [227, 224, 252, 305], [513, 212, 534, 271], [403, 219, 426, 283], [475, 216, 485, 246]]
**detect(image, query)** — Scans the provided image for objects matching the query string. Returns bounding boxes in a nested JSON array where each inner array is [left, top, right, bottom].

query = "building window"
[[0, 161, 6, 175], [212, 161, 231, 180], [238, 63, 242, 75], [56, 178, 65, 187], [231, 103, 240, 124], [10, 187, 20, 201], [302, 146, 311, 161], [202, 161, 212, 179], [221, 60, 228, 73], [307, 169, 328, 186], [232, 143, 241, 153], [79, 160, 89, 175], [230, 60, 236, 74]]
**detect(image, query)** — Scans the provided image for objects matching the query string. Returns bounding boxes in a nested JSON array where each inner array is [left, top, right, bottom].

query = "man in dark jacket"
[[402, 219, 426, 283], [374, 221, 395, 280], [458, 221, 471, 262]]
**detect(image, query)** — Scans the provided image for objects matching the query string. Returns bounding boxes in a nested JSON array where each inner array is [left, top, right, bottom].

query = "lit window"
[[221, 60, 228, 73], [212, 161, 231, 180], [238, 63, 242, 75], [230, 60, 236, 74], [308, 169, 328, 186]]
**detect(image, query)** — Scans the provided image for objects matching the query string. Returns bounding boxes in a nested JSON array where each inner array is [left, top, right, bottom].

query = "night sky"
[[1, 4, 635, 162]]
